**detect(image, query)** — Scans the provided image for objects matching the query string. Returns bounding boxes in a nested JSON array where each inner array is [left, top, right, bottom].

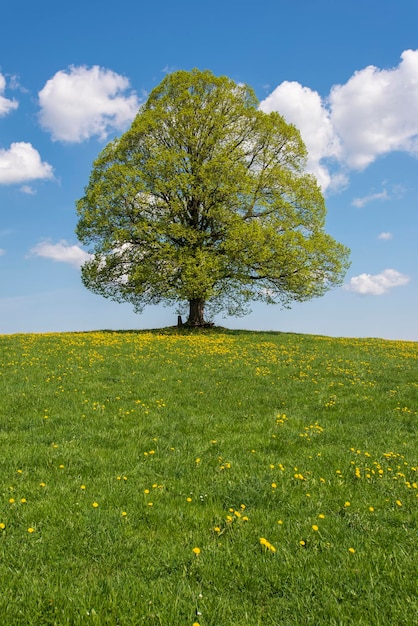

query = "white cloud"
[[352, 189, 389, 208], [38, 65, 141, 142], [20, 184, 37, 195], [330, 49, 418, 169], [0, 73, 18, 116], [30, 240, 91, 268], [7, 74, 29, 94], [377, 232, 393, 240], [0, 248, 5, 256], [260, 49, 418, 188], [344, 269, 410, 295], [0, 142, 54, 184], [260, 81, 341, 190]]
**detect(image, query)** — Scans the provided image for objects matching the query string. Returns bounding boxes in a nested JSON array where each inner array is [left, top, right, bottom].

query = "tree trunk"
[[187, 298, 206, 326]]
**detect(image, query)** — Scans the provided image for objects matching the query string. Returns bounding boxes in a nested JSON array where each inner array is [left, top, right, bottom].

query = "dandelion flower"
[[369, 506, 374, 512], [0, 523, 5, 530], [192, 547, 201, 555], [40, 482, 46, 488], [27, 527, 35, 533], [312, 525, 319, 531], [348, 547, 356, 554], [121, 511, 127, 517], [186, 497, 192, 502], [396, 500, 402, 506], [147, 502, 153, 506], [80, 485, 86, 490], [259, 537, 276, 552], [299, 540, 306, 546], [9, 498, 15, 504], [20, 498, 27, 504], [214, 526, 221, 533], [278, 520, 283, 525], [318, 514, 325, 519], [92, 502, 99, 508], [344, 501, 350, 507]]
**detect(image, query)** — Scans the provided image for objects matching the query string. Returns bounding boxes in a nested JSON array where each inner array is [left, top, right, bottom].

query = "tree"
[[76, 69, 350, 327]]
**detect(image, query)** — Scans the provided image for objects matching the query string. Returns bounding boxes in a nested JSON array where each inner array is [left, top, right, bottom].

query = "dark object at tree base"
[[177, 315, 183, 327], [184, 320, 215, 328]]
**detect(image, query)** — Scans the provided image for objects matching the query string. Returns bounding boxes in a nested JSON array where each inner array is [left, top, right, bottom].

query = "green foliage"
[[76, 69, 350, 322], [0, 330, 417, 624]]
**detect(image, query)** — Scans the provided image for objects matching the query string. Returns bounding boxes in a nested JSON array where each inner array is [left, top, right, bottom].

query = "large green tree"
[[76, 69, 350, 326]]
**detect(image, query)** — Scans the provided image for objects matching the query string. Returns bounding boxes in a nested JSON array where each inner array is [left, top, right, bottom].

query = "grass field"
[[0, 328, 417, 625]]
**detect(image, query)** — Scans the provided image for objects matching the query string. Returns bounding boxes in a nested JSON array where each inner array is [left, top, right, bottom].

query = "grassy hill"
[[0, 328, 417, 625]]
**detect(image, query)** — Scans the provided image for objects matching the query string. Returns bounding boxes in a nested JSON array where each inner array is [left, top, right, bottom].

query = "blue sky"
[[0, 0, 417, 340]]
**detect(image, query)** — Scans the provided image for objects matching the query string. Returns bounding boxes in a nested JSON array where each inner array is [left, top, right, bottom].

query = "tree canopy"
[[76, 69, 350, 326]]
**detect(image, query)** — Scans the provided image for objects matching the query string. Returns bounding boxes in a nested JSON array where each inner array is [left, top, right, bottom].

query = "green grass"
[[0, 327, 417, 625]]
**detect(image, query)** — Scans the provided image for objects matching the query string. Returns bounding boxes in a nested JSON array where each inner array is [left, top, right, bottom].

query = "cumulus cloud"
[[377, 232, 393, 240], [38, 65, 141, 142], [330, 49, 418, 169], [260, 81, 342, 190], [0, 142, 54, 184], [0, 73, 18, 116], [29, 240, 91, 268], [344, 269, 410, 295], [260, 49, 418, 189]]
